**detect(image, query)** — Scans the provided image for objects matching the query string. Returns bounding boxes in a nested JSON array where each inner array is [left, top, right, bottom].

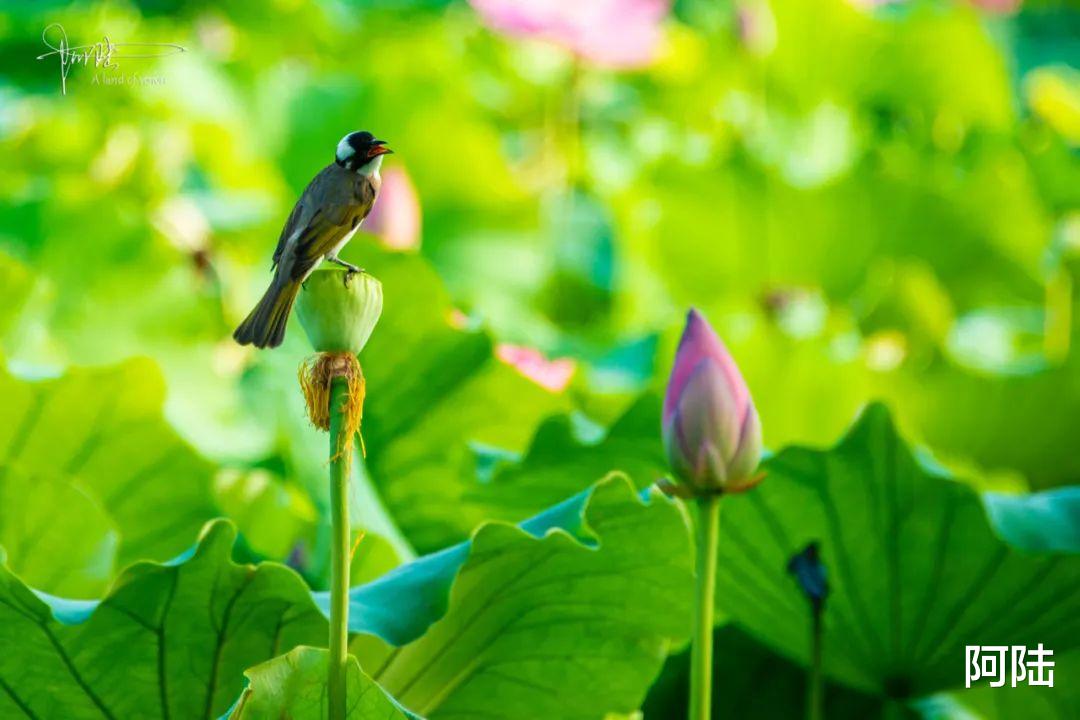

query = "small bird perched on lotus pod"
[[233, 131, 392, 349]]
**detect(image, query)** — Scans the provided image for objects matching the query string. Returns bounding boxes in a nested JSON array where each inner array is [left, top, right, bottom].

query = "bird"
[[233, 130, 392, 349]]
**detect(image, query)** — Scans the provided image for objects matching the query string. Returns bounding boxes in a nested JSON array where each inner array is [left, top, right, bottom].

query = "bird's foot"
[[327, 256, 362, 274], [342, 268, 367, 287]]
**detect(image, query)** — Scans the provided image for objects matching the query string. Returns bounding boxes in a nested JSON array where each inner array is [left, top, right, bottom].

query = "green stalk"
[[808, 605, 824, 720], [690, 495, 720, 720], [327, 377, 351, 720]]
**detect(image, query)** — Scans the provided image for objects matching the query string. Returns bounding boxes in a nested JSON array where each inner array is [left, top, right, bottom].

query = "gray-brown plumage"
[[234, 131, 391, 348]]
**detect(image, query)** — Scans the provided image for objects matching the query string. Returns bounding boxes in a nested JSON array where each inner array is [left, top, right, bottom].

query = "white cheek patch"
[[336, 136, 355, 163]]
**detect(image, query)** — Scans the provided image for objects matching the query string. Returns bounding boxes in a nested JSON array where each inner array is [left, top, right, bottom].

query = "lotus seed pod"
[[296, 269, 383, 354]]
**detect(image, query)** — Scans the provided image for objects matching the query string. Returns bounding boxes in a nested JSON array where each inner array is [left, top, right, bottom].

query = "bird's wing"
[[272, 201, 306, 268], [271, 185, 314, 269], [287, 169, 376, 280]]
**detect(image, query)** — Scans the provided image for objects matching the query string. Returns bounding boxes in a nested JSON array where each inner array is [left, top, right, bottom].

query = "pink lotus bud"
[[662, 309, 762, 493], [364, 167, 421, 251]]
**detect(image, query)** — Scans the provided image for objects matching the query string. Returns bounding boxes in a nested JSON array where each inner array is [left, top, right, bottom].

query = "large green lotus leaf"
[[0, 465, 117, 598], [615, 156, 1042, 332], [456, 394, 667, 530], [350, 531, 404, 588], [642, 625, 917, 720], [880, 359, 1080, 490], [0, 212, 239, 462], [715, 403, 1080, 698], [364, 349, 562, 554], [229, 647, 409, 720], [0, 520, 326, 719], [0, 359, 217, 567], [213, 468, 317, 560], [338, 475, 692, 719], [719, 317, 878, 450], [0, 251, 33, 344], [983, 487, 1080, 553]]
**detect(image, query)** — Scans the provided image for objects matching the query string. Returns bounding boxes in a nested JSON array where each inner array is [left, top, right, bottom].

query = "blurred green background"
[[0, 0, 1078, 716]]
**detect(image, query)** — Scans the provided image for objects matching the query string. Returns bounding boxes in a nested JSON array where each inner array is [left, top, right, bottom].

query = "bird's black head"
[[335, 131, 392, 173]]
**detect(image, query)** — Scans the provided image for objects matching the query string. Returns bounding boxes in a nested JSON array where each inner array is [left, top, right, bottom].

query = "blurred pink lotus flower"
[[496, 343, 577, 392], [735, 1, 776, 57], [663, 309, 762, 494], [469, 0, 671, 69], [968, 0, 1021, 12], [448, 308, 472, 330], [364, 166, 421, 251]]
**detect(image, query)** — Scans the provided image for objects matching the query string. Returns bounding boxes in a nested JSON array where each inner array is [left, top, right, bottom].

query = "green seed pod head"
[[296, 269, 383, 354]]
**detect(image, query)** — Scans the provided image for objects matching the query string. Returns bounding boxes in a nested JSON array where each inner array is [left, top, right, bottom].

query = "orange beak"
[[367, 141, 392, 158]]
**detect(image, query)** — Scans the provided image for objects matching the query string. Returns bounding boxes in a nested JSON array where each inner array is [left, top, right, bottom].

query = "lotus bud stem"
[[788, 541, 829, 720], [662, 308, 765, 720]]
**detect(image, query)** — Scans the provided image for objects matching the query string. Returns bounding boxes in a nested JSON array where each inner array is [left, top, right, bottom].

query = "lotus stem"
[[786, 541, 829, 720], [327, 375, 351, 720], [690, 494, 720, 720], [808, 604, 823, 720]]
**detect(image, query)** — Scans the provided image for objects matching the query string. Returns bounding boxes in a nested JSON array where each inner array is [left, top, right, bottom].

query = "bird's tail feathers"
[[233, 277, 301, 349]]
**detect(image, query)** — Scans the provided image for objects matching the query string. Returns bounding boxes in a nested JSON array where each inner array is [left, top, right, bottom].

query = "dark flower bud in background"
[[787, 541, 829, 612], [662, 309, 763, 495]]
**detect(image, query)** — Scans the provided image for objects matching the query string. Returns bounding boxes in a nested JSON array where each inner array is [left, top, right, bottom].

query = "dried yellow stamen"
[[298, 352, 367, 461]]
